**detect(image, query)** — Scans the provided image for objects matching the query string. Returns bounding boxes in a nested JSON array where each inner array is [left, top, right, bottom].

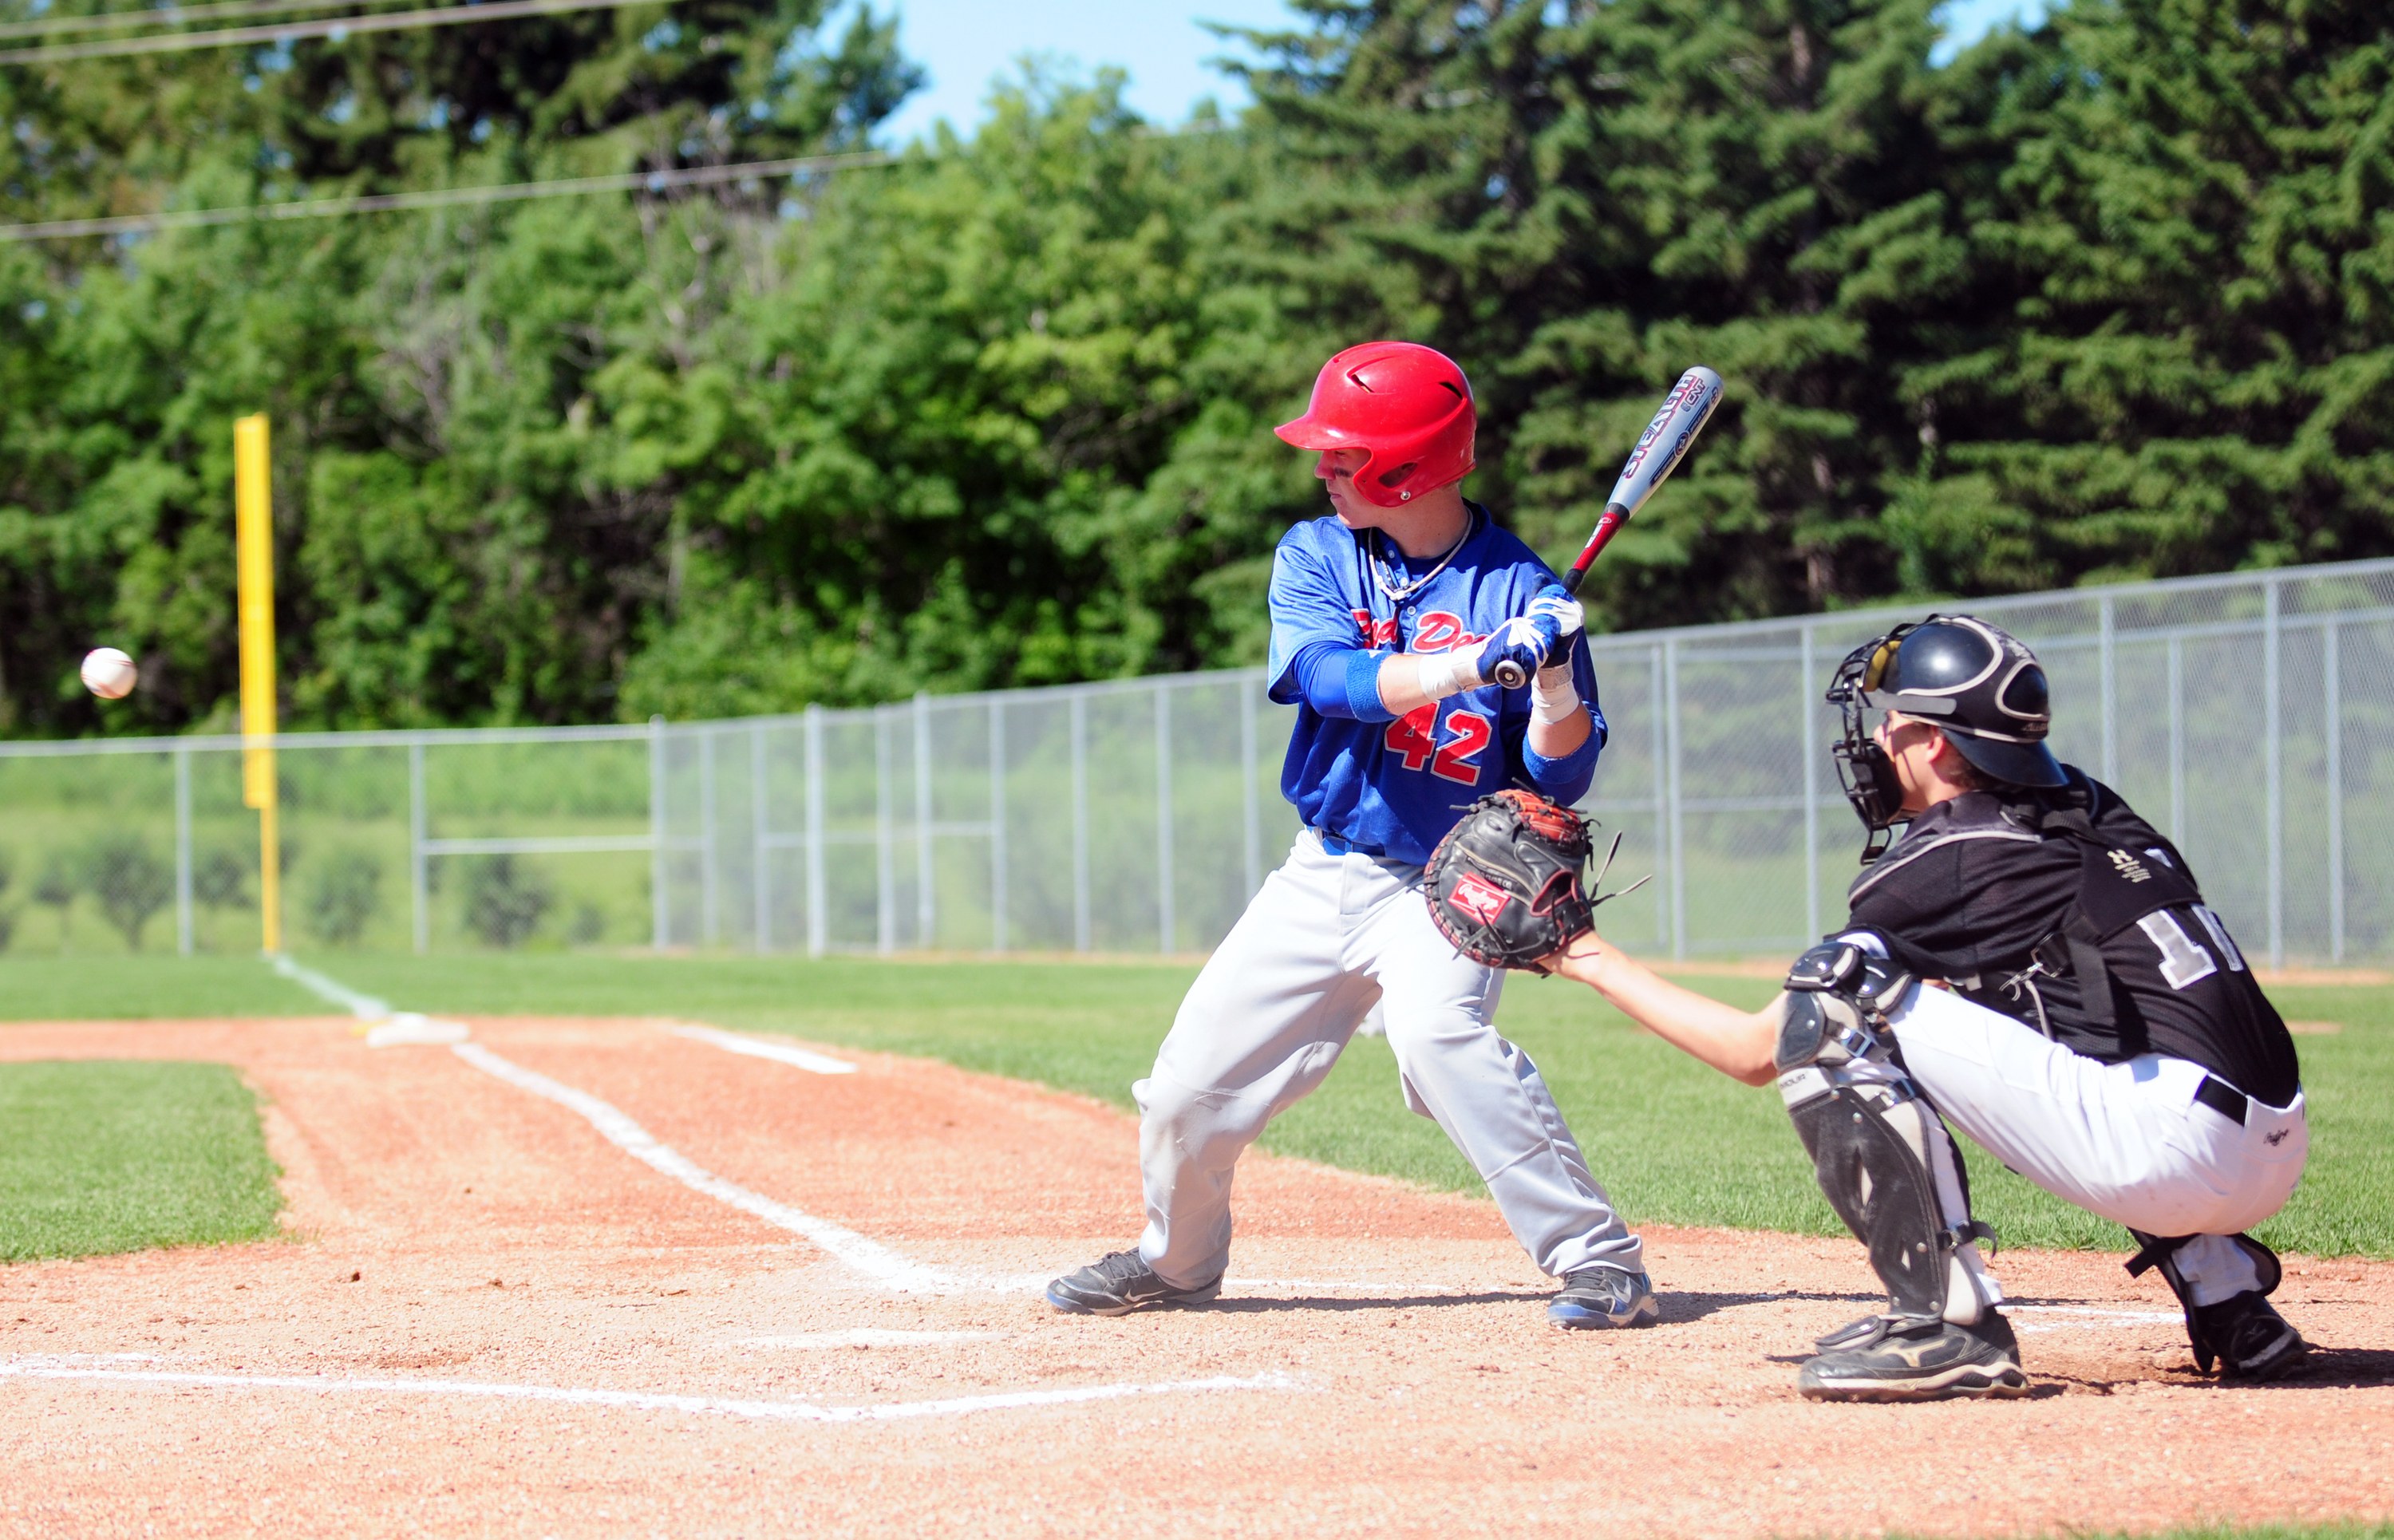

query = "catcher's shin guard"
[[1776, 941, 1994, 1329]]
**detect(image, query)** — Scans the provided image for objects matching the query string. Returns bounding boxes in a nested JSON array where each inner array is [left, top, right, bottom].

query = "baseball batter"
[[1530, 614, 2308, 1398], [1046, 341, 1655, 1329]]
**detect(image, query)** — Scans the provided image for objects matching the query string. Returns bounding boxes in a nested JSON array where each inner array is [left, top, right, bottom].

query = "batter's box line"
[[267, 955, 958, 1293], [0, 1360, 1305, 1424], [451, 1040, 952, 1293], [2004, 1305, 2183, 1333], [665, 1022, 857, 1076], [278, 958, 1452, 1304]]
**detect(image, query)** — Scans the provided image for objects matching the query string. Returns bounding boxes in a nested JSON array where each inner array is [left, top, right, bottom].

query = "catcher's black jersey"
[[1845, 768, 2300, 1106]]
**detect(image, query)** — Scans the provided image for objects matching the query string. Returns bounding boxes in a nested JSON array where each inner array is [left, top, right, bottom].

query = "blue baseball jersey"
[[1265, 507, 1606, 866]]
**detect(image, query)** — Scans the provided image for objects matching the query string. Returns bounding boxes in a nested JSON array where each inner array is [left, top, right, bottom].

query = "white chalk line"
[[0, 1360, 1296, 1424], [269, 954, 473, 1047], [730, 1330, 1000, 1349], [1227, 1277, 1464, 1294], [2006, 1305, 2183, 1333], [668, 1023, 856, 1075], [271, 954, 396, 1021], [452, 1041, 950, 1293], [267, 956, 955, 1293], [269, 959, 1467, 1305]]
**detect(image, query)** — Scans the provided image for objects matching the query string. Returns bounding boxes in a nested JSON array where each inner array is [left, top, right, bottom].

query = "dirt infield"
[[2, 1015, 2390, 1538]]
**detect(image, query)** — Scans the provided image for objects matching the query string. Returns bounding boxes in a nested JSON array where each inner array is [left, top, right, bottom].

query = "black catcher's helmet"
[[1824, 614, 2066, 860]]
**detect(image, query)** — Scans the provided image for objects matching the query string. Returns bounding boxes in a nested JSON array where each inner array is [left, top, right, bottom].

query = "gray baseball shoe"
[[1547, 1266, 1660, 1330], [1045, 1250, 1223, 1317], [1796, 1312, 2031, 1402]]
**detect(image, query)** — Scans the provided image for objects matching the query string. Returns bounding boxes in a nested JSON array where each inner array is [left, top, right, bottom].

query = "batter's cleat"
[[2192, 1291, 2307, 1381], [1045, 1250, 1223, 1317], [1547, 1266, 1660, 1330], [1796, 1312, 2031, 1402]]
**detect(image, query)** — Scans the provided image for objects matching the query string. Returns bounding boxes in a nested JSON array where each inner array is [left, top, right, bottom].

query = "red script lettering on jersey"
[[1412, 611, 1464, 652]]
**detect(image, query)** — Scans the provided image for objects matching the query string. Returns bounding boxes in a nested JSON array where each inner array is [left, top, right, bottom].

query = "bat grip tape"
[[1563, 503, 1632, 594]]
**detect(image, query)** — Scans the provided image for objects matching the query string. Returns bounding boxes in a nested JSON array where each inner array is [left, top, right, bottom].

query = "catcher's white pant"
[[1134, 831, 1644, 1289], [1867, 975, 2309, 1308]]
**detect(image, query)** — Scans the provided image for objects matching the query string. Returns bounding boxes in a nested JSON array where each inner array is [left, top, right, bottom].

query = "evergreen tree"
[[1213, 0, 2003, 630], [1901, 0, 2394, 590]]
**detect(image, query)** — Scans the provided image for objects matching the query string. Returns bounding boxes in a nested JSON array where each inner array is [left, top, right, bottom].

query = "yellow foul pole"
[[234, 414, 279, 954]]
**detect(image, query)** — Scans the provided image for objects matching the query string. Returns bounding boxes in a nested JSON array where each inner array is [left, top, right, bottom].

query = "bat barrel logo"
[[1606, 366, 1723, 511], [1555, 365, 1725, 601], [1617, 370, 1705, 480]]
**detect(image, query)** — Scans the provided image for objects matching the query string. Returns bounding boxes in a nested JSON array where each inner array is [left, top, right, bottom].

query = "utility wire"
[[0, 148, 893, 243], [0, 0, 417, 45], [0, 0, 674, 65]]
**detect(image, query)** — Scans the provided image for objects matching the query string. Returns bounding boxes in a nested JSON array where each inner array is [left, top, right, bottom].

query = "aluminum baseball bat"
[[1491, 365, 1724, 689]]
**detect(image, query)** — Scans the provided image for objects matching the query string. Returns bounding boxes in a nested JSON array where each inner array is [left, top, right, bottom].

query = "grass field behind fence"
[[2, 951, 2384, 1261]]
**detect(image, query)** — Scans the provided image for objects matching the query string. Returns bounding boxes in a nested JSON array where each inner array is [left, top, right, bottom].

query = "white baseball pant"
[[1873, 977, 2309, 1307], [1134, 831, 1645, 1289]]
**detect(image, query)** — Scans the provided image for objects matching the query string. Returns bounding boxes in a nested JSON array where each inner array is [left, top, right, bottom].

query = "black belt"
[[2194, 1075, 2248, 1126], [1311, 829, 1386, 858]]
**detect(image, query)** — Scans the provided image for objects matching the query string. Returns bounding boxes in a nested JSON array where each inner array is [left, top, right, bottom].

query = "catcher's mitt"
[[1424, 789, 1648, 971]]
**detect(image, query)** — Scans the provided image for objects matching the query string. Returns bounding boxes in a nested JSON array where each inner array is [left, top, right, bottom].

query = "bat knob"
[[1492, 660, 1528, 690]]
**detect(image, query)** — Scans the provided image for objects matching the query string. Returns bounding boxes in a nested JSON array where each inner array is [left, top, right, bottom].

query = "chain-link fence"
[[2, 558, 2388, 965]]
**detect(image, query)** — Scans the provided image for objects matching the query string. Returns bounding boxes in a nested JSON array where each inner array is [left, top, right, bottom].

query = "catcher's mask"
[[1825, 614, 2066, 862]]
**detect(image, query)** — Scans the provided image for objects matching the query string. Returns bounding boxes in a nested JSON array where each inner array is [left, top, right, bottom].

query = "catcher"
[[1428, 614, 2309, 1400], [1046, 341, 1657, 1330]]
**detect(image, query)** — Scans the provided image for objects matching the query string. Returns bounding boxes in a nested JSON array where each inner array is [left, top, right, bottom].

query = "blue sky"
[[871, 0, 2053, 144]]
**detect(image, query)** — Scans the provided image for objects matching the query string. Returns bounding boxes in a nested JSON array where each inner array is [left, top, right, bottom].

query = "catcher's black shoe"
[[1796, 1312, 2031, 1403], [1811, 1312, 1887, 1352], [1045, 1250, 1223, 1317], [2192, 1290, 2307, 1381]]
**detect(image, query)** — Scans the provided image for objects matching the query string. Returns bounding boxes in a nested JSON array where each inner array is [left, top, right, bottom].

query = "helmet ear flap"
[[1997, 661, 2050, 721]]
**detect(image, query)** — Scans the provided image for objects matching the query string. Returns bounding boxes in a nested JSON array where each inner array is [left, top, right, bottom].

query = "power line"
[[0, 0, 674, 65], [0, 0, 415, 45], [0, 148, 893, 243]]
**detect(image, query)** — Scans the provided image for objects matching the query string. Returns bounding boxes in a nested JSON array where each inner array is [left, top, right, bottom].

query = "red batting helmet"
[[1274, 341, 1477, 508]]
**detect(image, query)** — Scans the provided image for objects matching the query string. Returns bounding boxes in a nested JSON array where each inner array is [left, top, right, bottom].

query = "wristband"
[[1531, 665, 1581, 725], [1413, 654, 1482, 701]]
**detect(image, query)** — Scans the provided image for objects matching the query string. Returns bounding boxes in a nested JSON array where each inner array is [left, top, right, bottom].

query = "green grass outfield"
[[2, 951, 2384, 1261], [1913, 1529, 2394, 1540], [0, 1060, 283, 1262]]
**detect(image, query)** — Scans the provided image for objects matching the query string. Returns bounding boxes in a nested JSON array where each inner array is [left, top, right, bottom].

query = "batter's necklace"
[[1368, 507, 1477, 605]]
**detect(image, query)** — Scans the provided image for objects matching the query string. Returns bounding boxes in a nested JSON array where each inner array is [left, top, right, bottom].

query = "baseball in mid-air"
[[81, 646, 137, 700]]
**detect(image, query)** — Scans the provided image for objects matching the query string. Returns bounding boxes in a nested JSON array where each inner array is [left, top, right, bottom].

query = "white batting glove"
[[1526, 583, 1586, 722], [1526, 584, 1585, 667]]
